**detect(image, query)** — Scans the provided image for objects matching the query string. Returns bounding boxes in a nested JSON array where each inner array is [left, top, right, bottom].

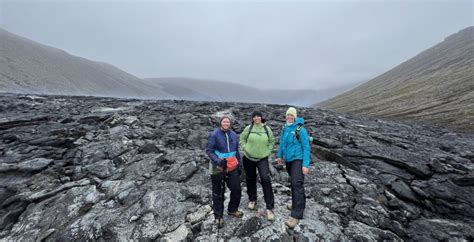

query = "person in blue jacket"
[[206, 115, 244, 228], [276, 107, 311, 229]]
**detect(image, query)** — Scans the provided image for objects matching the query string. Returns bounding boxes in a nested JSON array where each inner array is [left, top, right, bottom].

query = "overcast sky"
[[1, 0, 472, 90]]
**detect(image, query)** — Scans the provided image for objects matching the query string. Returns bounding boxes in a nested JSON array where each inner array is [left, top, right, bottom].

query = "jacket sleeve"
[[267, 126, 275, 154], [236, 149, 242, 168], [233, 132, 243, 168], [206, 131, 221, 166], [277, 127, 284, 158], [239, 125, 250, 150], [300, 127, 311, 168]]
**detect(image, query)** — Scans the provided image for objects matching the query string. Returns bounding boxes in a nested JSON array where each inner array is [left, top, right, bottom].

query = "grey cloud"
[[2, 0, 472, 90]]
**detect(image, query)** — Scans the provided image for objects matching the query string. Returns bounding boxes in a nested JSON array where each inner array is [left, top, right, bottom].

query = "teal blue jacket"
[[277, 117, 311, 168]]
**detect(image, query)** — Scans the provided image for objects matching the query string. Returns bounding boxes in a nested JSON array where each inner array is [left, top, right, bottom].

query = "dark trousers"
[[211, 169, 241, 219], [286, 160, 305, 219], [243, 156, 275, 210]]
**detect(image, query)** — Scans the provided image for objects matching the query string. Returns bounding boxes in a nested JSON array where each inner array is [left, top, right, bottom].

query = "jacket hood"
[[296, 117, 304, 125]]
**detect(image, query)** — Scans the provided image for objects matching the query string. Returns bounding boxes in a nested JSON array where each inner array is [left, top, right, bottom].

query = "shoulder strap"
[[295, 124, 303, 141], [245, 123, 270, 143], [244, 123, 254, 143], [263, 124, 270, 142]]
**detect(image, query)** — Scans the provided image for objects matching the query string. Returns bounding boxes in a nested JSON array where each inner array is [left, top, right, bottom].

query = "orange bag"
[[225, 156, 238, 172]]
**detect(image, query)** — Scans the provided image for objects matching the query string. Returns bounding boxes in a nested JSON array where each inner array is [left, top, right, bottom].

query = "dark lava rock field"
[[0, 94, 473, 241]]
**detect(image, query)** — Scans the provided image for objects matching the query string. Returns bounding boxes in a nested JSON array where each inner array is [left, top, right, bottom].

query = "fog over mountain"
[[145, 78, 359, 107], [0, 28, 354, 106], [2, 0, 472, 90]]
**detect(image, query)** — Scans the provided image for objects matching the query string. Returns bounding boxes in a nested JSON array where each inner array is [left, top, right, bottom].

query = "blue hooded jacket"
[[206, 128, 242, 174], [277, 117, 311, 168]]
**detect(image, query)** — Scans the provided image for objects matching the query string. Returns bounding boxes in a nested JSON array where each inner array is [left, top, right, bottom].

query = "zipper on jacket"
[[225, 132, 230, 152]]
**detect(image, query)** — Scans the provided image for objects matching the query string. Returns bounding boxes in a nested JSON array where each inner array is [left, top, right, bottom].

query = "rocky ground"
[[0, 93, 473, 241]]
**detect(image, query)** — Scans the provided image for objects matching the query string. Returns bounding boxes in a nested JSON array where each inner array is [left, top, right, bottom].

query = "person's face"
[[221, 118, 231, 130], [253, 115, 262, 124], [286, 114, 295, 123]]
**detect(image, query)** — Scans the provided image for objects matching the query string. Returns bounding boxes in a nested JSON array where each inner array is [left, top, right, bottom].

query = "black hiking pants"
[[243, 156, 274, 210], [211, 169, 241, 219], [286, 159, 305, 219]]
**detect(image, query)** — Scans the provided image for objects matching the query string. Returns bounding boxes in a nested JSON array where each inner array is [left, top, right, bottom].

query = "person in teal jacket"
[[276, 107, 311, 229], [239, 111, 275, 221]]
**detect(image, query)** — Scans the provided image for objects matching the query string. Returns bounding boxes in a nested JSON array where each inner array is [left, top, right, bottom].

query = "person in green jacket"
[[239, 111, 276, 221]]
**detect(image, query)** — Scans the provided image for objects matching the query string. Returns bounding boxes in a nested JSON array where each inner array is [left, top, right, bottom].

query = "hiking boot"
[[285, 217, 299, 229], [227, 210, 244, 218], [266, 209, 275, 221], [286, 203, 292, 210], [248, 201, 257, 210], [214, 218, 224, 228]]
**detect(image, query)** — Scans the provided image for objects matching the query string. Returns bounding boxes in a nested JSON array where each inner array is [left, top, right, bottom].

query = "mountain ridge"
[[0, 28, 172, 99], [316, 26, 474, 133]]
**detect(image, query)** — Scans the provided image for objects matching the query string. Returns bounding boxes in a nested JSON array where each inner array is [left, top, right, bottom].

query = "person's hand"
[[302, 167, 309, 175], [217, 159, 226, 171], [275, 158, 284, 165]]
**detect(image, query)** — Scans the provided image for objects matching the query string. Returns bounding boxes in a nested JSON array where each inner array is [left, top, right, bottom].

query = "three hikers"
[[206, 107, 311, 229]]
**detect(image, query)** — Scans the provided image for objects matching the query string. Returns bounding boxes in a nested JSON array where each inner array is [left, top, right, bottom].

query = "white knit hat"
[[286, 107, 297, 119]]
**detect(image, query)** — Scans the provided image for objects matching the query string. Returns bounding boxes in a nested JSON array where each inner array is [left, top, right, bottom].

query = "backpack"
[[294, 124, 314, 143], [244, 123, 270, 143]]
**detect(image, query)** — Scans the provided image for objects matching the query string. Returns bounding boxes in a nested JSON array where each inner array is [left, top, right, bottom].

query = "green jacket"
[[239, 123, 275, 161]]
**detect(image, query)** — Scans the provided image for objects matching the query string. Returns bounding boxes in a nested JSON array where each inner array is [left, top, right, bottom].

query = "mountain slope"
[[317, 27, 474, 133], [0, 28, 172, 99]]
